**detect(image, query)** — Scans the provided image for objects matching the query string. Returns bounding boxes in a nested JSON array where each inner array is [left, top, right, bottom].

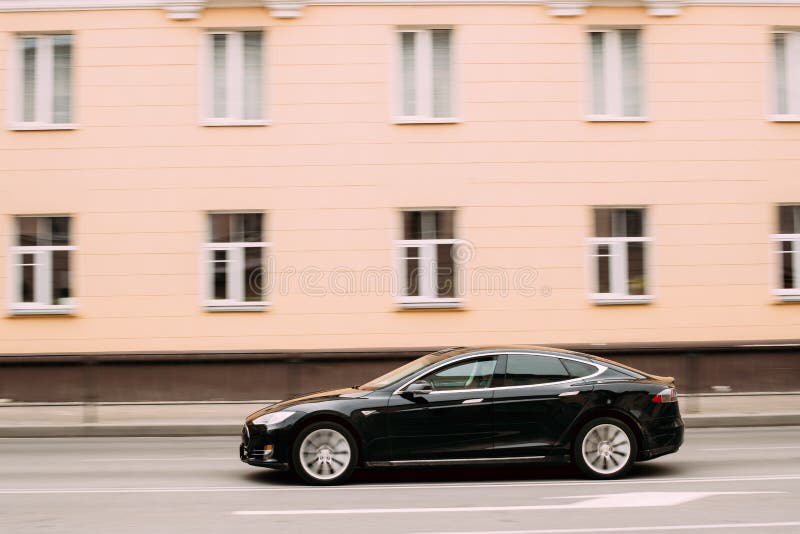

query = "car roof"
[[430, 345, 595, 362], [430, 346, 648, 378]]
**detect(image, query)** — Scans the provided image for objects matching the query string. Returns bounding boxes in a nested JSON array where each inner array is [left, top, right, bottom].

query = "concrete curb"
[[0, 424, 242, 438], [1, 413, 800, 437], [683, 412, 800, 428]]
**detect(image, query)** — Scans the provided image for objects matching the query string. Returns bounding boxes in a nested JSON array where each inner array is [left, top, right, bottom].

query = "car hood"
[[246, 387, 371, 422]]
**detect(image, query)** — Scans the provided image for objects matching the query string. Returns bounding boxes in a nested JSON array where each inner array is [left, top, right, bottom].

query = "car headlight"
[[252, 411, 295, 426]]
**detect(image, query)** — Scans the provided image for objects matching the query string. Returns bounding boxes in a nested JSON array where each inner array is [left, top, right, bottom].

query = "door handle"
[[462, 398, 483, 404], [559, 391, 580, 397]]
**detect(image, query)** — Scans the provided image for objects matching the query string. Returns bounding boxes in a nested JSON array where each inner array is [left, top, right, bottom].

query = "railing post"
[[82, 356, 98, 424], [685, 351, 701, 414], [287, 357, 303, 398]]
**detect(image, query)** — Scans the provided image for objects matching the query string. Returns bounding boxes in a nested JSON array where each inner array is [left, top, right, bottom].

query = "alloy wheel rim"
[[299, 428, 351, 480], [581, 423, 631, 475]]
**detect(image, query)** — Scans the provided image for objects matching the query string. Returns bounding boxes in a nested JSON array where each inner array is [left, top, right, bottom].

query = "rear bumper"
[[640, 415, 684, 461]]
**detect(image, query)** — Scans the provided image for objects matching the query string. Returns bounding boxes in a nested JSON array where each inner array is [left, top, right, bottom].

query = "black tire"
[[291, 421, 358, 485], [573, 417, 638, 479]]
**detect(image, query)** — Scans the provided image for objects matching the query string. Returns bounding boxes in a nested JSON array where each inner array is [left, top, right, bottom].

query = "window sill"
[[9, 306, 76, 316], [392, 117, 461, 125], [585, 116, 649, 123], [769, 115, 800, 123], [591, 297, 653, 306], [774, 294, 800, 303], [201, 119, 271, 127], [205, 304, 270, 312], [397, 300, 464, 310], [9, 123, 79, 131]]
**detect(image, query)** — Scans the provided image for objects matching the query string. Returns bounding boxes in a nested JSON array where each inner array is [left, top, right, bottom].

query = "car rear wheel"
[[292, 422, 358, 485], [574, 417, 637, 479]]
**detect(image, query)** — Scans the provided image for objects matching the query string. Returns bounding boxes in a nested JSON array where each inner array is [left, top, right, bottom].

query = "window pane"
[[52, 250, 70, 304], [244, 247, 263, 302], [434, 210, 454, 239], [21, 253, 36, 303], [18, 217, 39, 246], [779, 205, 799, 234], [212, 34, 227, 118], [401, 32, 416, 116], [775, 33, 789, 115], [213, 250, 228, 299], [243, 31, 263, 120], [596, 244, 611, 294], [242, 213, 263, 242], [624, 208, 644, 237], [403, 211, 422, 240], [590, 32, 605, 115], [437, 243, 455, 298], [781, 241, 795, 289], [52, 35, 72, 124], [432, 29, 451, 118], [403, 247, 421, 297], [620, 29, 641, 117], [562, 359, 597, 378], [627, 241, 646, 295], [51, 217, 70, 246], [594, 208, 612, 237], [505, 355, 570, 387], [210, 214, 231, 243], [427, 358, 496, 391], [22, 37, 37, 122]]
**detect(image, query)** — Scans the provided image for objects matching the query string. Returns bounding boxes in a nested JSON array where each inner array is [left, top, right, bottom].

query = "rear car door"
[[387, 355, 498, 461], [492, 353, 598, 457]]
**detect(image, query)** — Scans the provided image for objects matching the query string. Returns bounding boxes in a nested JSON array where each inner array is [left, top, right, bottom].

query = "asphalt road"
[[1, 427, 799, 534]]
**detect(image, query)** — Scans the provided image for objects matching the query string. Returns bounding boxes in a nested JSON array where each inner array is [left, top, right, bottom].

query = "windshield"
[[359, 348, 464, 390]]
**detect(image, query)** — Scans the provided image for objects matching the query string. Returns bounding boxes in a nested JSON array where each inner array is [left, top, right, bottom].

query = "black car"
[[240, 346, 683, 484]]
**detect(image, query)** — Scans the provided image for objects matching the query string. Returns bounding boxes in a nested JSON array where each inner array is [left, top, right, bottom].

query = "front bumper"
[[239, 423, 290, 470]]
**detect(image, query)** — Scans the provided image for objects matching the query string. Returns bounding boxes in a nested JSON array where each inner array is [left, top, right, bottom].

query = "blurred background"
[[1, 0, 799, 426]]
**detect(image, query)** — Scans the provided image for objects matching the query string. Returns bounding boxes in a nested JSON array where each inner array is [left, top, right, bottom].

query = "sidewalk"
[[0, 394, 799, 437]]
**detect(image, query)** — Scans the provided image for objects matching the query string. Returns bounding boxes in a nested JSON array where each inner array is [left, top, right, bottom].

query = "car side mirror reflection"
[[402, 379, 433, 399]]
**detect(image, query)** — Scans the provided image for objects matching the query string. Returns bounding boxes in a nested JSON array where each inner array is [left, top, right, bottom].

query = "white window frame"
[[395, 209, 463, 309], [393, 27, 458, 124], [588, 208, 652, 305], [202, 30, 268, 127], [8, 217, 76, 315], [9, 34, 76, 131], [771, 205, 800, 300], [772, 235, 800, 300], [586, 28, 647, 122], [203, 213, 271, 311], [770, 30, 800, 121]]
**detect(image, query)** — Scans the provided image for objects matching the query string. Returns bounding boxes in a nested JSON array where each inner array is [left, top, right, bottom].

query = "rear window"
[[589, 355, 647, 378], [562, 359, 598, 378]]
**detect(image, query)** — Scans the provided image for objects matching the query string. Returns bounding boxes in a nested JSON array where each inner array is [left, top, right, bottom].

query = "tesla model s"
[[240, 346, 683, 484]]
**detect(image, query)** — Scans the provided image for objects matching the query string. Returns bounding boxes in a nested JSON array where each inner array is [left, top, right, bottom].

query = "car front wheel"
[[292, 422, 358, 485], [574, 417, 637, 479]]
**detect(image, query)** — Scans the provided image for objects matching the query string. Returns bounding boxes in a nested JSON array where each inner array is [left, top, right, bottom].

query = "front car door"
[[492, 353, 601, 457], [387, 355, 499, 462]]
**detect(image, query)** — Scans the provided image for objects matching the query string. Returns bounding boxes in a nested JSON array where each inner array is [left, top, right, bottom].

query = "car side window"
[[504, 354, 570, 387], [425, 357, 497, 391], [562, 358, 598, 378]]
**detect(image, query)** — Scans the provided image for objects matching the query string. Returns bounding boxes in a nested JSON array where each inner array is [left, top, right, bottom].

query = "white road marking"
[[1, 474, 799, 495], [231, 491, 781, 516], [81, 457, 232, 462], [411, 521, 800, 534], [701, 446, 800, 452]]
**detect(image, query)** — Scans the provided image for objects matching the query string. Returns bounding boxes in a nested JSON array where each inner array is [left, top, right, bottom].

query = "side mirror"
[[401, 379, 433, 399]]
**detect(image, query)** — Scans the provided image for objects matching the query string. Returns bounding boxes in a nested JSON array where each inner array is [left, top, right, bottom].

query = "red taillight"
[[652, 387, 677, 403]]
